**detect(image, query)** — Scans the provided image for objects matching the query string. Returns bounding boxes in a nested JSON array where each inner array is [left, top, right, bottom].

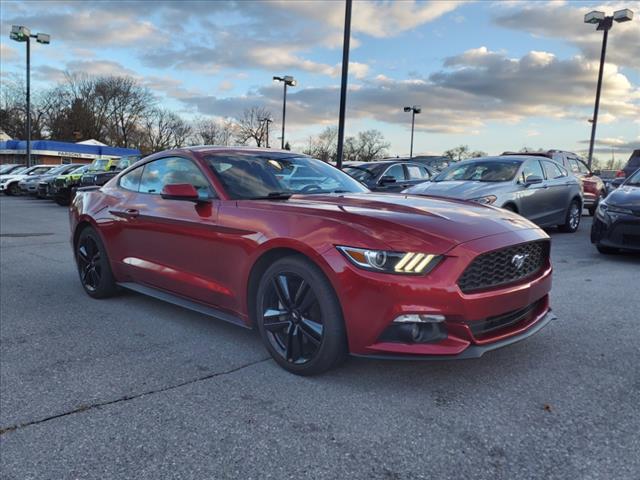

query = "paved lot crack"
[[0, 357, 271, 436]]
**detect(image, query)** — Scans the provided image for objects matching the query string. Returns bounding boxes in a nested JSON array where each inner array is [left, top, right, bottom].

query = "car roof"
[[456, 156, 528, 163]]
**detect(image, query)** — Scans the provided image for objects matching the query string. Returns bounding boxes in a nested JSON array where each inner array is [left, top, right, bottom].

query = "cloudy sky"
[[1, 0, 639, 160]]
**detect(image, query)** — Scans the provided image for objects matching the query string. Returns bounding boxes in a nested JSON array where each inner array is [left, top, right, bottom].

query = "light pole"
[[403, 105, 421, 159], [273, 75, 296, 149], [336, 0, 352, 169], [10, 25, 51, 168], [584, 8, 634, 168], [261, 117, 273, 148]]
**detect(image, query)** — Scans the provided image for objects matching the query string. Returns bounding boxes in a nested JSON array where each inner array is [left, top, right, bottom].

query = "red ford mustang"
[[70, 147, 556, 375]]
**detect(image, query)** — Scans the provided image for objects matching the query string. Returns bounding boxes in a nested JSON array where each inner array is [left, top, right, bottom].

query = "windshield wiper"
[[249, 191, 294, 200]]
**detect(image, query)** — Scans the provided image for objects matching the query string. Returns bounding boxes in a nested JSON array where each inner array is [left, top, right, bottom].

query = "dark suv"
[[502, 150, 606, 216], [342, 160, 434, 192]]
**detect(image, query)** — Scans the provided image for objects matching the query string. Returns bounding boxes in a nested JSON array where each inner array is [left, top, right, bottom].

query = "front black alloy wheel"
[[76, 227, 117, 298], [256, 256, 347, 375]]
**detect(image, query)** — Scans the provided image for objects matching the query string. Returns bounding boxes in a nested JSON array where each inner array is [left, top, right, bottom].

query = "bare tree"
[[303, 126, 338, 162], [193, 117, 236, 146], [235, 106, 271, 147], [142, 108, 192, 153], [355, 130, 390, 162], [444, 145, 487, 161]]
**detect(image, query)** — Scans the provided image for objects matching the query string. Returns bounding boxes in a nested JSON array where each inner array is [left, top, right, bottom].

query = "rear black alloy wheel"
[[256, 257, 347, 375], [76, 227, 117, 298], [8, 183, 20, 196], [559, 200, 581, 233]]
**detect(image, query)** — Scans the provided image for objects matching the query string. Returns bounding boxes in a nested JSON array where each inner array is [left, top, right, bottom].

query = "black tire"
[[256, 256, 347, 376], [558, 199, 581, 233], [502, 204, 517, 213], [76, 227, 118, 299], [7, 183, 20, 196], [55, 194, 70, 206], [596, 245, 619, 255]]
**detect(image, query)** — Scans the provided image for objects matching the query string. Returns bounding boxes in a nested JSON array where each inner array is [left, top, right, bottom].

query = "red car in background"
[[70, 147, 556, 375]]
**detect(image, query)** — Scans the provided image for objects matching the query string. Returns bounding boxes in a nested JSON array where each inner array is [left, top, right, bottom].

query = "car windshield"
[[65, 165, 88, 176], [343, 165, 378, 181], [28, 167, 52, 175], [205, 153, 368, 199], [625, 169, 640, 186], [88, 159, 109, 171], [434, 160, 521, 182], [117, 156, 137, 169], [48, 164, 72, 175], [0, 165, 18, 174]]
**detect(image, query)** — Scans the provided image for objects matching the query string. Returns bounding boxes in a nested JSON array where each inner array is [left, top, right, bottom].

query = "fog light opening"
[[393, 314, 446, 324]]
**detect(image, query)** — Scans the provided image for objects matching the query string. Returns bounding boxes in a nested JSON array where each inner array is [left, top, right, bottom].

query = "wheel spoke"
[[293, 280, 315, 313], [300, 318, 323, 345], [296, 324, 305, 358], [263, 308, 288, 319], [89, 268, 100, 287], [263, 320, 291, 332], [81, 265, 91, 283], [285, 324, 296, 361], [272, 275, 292, 308], [78, 245, 89, 262]]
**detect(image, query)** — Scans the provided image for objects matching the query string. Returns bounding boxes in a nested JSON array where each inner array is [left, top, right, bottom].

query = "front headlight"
[[470, 195, 497, 205], [598, 202, 633, 215], [337, 246, 442, 275]]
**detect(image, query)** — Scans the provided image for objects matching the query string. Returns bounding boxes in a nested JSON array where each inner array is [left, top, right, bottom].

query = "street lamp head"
[[283, 75, 296, 86], [10, 25, 29, 42], [36, 33, 51, 44], [613, 9, 634, 22], [413, 105, 422, 114], [403, 106, 412, 112], [584, 11, 605, 24]]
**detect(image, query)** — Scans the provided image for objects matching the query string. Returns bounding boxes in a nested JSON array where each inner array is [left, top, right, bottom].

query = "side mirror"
[[161, 183, 203, 202], [592, 169, 601, 176], [109, 165, 117, 171], [524, 175, 543, 186], [379, 175, 397, 185]]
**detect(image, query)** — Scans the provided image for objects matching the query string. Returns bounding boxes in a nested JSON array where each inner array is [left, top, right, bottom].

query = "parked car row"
[[0, 154, 141, 205], [340, 151, 640, 253]]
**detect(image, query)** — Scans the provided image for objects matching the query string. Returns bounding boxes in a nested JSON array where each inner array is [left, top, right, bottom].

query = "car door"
[[404, 163, 432, 189], [542, 160, 573, 224], [517, 159, 554, 225], [374, 163, 409, 192], [117, 156, 229, 307]]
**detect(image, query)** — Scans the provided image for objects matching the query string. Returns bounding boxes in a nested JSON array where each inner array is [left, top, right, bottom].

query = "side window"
[[521, 160, 545, 183], [407, 164, 428, 180], [120, 166, 144, 192], [567, 159, 581, 174], [139, 157, 211, 195], [383, 164, 406, 181], [577, 160, 590, 174], [542, 161, 564, 180]]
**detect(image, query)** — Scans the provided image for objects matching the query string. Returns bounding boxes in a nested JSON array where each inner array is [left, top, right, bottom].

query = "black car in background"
[[79, 154, 140, 188], [36, 164, 85, 198], [342, 160, 434, 192], [591, 168, 640, 254]]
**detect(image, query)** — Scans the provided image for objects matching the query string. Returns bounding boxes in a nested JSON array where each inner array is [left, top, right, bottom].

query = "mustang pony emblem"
[[511, 253, 529, 270]]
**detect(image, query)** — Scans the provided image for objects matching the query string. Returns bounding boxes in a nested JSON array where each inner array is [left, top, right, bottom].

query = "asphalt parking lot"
[[1, 195, 639, 480]]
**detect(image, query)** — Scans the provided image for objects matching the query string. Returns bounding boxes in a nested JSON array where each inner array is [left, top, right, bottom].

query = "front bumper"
[[325, 228, 554, 357], [591, 214, 640, 251], [354, 309, 557, 360]]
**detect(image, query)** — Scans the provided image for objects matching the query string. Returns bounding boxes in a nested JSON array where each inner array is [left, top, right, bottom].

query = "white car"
[[0, 165, 57, 196]]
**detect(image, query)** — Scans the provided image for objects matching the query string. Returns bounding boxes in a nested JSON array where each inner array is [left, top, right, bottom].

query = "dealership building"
[[0, 139, 140, 165]]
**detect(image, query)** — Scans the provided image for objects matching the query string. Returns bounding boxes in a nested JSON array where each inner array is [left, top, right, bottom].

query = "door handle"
[[109, 208, 139, 219]]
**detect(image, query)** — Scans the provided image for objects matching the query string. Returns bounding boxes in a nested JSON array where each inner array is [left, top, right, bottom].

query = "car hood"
[[605, 185, 640, 210], [404, 180, 509, 200], [247, 193, 543, 253]]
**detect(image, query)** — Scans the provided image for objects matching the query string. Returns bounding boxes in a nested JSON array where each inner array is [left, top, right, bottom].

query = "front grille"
[[458, 241, 549, 294], [467, 299, 542, 338], [623, 234, 640, 246]]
